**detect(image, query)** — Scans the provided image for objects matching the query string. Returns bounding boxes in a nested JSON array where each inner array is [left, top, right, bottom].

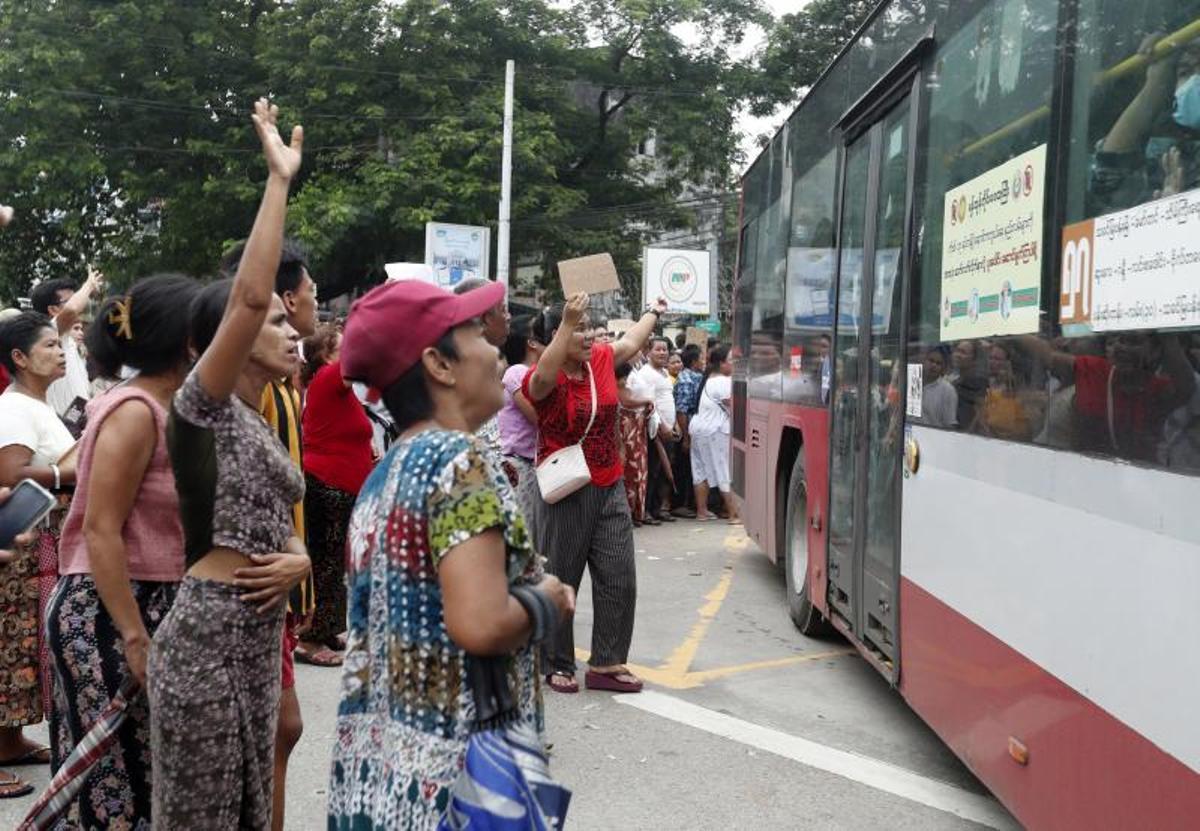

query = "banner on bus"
[[939, 143, 1047, 340], [1060, 187, 1200, 336], [643, 247, 711, 315]]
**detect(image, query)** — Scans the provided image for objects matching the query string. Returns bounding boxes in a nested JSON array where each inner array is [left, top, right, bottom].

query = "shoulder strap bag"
[[536, 363, 596, 504]]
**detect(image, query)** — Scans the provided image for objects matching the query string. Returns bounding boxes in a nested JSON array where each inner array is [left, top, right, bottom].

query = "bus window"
[[908, 0, 1061, 443], [1070, 2, 1200, 218], [783, 146, 838, 406], [1054, 0, 1200, 473]]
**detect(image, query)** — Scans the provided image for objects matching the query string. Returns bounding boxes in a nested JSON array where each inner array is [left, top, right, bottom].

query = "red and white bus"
[[731, 1, 1200, 827]]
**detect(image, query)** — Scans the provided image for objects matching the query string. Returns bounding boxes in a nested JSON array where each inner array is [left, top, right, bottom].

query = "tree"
[[750, 0, 877, 119], [0, 0, 764, 307]]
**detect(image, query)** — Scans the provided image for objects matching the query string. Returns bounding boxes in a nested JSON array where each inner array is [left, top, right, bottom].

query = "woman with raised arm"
[[522, 292, 667, 694], [147, 100, 311, 830], [46, 274, 198, 827]]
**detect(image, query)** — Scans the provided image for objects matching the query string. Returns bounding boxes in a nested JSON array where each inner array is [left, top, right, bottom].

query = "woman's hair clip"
[[108, 296, 133, 341]]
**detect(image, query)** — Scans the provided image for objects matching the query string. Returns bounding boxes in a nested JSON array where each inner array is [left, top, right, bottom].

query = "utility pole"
[[497, 59, 515, 287]]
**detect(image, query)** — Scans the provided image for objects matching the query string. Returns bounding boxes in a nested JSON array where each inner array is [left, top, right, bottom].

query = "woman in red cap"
[[522, 291, 667, 694], [328, 278, 575, 829]]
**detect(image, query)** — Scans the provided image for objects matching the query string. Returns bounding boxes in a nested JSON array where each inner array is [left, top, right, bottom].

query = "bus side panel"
[[898, 426, 1200, 828], [741, 398, 772, 552], [899, 579, 1200, 830]]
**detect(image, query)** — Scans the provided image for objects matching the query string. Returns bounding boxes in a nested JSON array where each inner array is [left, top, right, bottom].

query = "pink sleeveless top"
[[58, 385, 185, 581]]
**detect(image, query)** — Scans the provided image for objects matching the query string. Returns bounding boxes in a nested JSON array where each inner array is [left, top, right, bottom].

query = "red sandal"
[[584, 669, 643, 693], [545, 672, 579, 694]]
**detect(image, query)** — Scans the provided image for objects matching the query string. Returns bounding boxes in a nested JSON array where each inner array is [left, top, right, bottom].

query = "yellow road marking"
[[574, 647, 854, 690], [657, 566, 734, 676], [570, 524, 845, 690], [684, 650, 856, 684]]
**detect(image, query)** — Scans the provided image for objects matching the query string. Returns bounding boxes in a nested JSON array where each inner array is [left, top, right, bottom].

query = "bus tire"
[[785, 456, 831, 637]]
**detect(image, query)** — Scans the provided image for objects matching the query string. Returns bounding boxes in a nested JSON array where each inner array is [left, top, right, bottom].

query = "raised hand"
[[251, 98, 303, 181], [651, 296, 669, 316], [562, 291, 590, 330], [86, 264, 105, 293]]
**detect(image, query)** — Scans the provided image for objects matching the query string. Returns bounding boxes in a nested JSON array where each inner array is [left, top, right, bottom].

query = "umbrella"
[[18, 678, 139, 831]]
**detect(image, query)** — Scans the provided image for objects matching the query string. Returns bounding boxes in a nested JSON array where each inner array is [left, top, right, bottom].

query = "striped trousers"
[[530, 480, 637, 673]]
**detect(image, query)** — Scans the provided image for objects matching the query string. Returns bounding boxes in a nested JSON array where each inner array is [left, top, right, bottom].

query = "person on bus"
[[913, 345, 957, 428], [1019, 332, 1196, 462], [971, 341, 1032, 441], [1092, 35, 1200, 214], [948, 339, 988, 429]]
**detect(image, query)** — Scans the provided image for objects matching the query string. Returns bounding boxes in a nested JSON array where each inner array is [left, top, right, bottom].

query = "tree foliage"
[[750, 0, 877, 118], [0, 0, 766, 305]]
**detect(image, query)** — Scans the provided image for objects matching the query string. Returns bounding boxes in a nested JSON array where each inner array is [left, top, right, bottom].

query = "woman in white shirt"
[[689, 345, 740, 524], [0, 311, 76, 796]]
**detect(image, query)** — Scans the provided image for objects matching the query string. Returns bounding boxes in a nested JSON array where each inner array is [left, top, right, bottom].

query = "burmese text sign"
[[940, 144, 1047, 340]]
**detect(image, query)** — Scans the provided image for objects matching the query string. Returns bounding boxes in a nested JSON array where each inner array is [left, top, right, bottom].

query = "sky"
[[723, 0, 812, 173]]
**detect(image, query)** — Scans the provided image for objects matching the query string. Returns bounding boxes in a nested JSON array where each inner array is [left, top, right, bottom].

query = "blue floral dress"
[[327, 428, 543, 830]]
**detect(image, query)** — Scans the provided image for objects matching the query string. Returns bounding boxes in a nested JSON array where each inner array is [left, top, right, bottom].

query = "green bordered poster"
[[939, 143, 1046, 340]]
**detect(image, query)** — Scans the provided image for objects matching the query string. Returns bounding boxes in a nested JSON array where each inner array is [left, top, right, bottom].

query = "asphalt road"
[[0, 520, 1019, 830]]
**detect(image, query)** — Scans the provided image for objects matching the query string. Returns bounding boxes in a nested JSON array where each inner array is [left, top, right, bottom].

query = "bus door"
[[826, 71, 919, 674]]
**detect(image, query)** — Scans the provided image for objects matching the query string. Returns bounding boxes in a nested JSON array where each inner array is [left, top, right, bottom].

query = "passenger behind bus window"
[[1158, 333, 1200, 473], [947, 339, 987, 429], [971, 341, 1033, 441], [1091, 36, 1200, 214], [1019, 332, 1196, 462], [912, 346, 957, 428]]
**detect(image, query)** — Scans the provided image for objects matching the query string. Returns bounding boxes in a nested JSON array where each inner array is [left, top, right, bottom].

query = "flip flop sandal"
[[545, 672, 579, 694], [584, 670, 644, 693], [1, 745, 50, 765], [295, 646, 344, 667], [0, 771, 33, 799]]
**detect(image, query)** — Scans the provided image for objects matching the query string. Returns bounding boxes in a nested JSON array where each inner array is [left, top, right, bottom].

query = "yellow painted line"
[[573, 649, 683, 688], [574, 647, 855, 690], [566, 523, 823, 690], [656, 525, 749, 676], [656, 567, 734, 675], [684, 649, 856, 684]]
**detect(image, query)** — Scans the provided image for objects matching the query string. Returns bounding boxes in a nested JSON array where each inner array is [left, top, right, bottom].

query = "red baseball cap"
[[341, 279, 506, 390]]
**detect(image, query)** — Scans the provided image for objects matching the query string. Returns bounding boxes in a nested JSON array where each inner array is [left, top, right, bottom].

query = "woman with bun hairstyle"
[[45, 273, 199, 827]]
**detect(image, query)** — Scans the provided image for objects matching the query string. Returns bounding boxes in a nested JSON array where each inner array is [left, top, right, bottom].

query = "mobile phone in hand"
[[0, 479, 55, 550]]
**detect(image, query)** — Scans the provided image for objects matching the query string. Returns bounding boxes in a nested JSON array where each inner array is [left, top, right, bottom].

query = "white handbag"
[[536, 363, 597, 504]]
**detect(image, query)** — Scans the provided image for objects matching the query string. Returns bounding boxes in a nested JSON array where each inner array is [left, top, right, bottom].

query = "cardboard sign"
[[606, 318, 636, 338], [558, 253, 621, 297], [685, 327, 708, 349]]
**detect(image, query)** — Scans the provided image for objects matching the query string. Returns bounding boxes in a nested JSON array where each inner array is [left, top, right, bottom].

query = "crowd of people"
[[0, 101, 741, 829], [909, 331, 1199, 472]]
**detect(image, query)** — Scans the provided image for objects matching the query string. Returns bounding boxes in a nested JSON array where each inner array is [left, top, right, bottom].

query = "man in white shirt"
[[30, 268, 103, 427], [914, 346, 958, 429], [633, 337, 677, 523]]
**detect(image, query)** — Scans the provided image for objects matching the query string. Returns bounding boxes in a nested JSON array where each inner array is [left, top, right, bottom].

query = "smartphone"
[[0, 479, 56, 550]]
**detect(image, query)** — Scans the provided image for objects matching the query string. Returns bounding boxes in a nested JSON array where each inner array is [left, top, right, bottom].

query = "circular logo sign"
[[659, 256, 699, 304]]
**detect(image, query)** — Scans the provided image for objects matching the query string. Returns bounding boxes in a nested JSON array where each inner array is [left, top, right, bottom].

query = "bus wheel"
[[785, 456, 831, 637]]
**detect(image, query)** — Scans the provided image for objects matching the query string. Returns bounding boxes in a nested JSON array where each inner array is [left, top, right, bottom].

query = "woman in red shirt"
[[523, 292, 666, 694], [299, 325, 374, 665]]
